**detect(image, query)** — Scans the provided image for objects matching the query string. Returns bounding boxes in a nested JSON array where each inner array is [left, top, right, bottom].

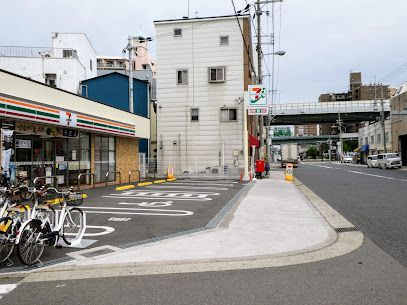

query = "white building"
[[359, 118, 392, 155], [0, 33, 97, 94], [154, 15, 254, 175]]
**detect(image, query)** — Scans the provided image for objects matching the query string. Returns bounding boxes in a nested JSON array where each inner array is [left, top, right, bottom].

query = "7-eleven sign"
[[248, 85, 268, 107], [59, 111, 77, 127]]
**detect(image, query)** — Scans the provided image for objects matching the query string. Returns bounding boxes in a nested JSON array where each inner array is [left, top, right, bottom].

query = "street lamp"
[[264, 50, 286, 56]]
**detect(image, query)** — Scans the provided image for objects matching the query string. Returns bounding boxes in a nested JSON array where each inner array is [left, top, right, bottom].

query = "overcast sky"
[[1, 0, 406, 102]]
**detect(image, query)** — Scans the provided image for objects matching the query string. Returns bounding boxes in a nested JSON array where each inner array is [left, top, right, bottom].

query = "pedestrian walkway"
[[69, 171, 336, 267]]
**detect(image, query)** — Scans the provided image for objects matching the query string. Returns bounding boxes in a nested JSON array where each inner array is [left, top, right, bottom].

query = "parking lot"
[[1, 178, 244, 272]]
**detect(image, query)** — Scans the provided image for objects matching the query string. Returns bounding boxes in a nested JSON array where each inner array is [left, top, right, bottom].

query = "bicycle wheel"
[[62, 208, 84, 246], [17, 219, 49, 266], [0, 217, 14, 263], [34, 205, 56, 230]]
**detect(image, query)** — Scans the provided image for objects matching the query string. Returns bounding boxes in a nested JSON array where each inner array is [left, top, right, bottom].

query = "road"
[[295, 162, 407, 267], [2, 168, 406, 304]]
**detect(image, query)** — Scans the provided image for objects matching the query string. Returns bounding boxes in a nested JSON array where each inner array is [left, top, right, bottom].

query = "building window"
[[209, 67, 226, 83], [63, 49, 74, 58], [90, 59, 93, 71], [376, 134, 381, 145], [174, 28, 182, 37], [45, 74, 57, 87], [177, 69, 188, 84], [191, 108, 199, 121], [220, 108, 237, 121], [220, 35, 229, 45], [370, 135, 375, 145], [142, 64, 148, 70], [385, 132, 390, 144]]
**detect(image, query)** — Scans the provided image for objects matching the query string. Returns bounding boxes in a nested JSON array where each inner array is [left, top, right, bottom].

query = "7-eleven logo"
[[248, 85, 268, 106], [59, 111, 77, 127]]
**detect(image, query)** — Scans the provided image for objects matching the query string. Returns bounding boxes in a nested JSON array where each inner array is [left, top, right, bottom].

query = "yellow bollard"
[[285, 163, 294, 181], [167, 166, 175, 179]]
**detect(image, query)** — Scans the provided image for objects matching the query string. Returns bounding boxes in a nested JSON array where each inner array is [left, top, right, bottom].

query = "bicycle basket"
[[64, 192, 84, 207]]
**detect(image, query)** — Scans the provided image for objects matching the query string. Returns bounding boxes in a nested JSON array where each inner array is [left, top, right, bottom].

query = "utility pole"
[[380, 84, 387, 153], [337, 111, 343, 158], [124, 35, 135, 113], [256, 0, 264, 160]]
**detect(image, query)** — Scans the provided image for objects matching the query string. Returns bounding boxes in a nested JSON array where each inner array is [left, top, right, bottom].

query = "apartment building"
[[391, 82, 407, 165], [0, 33, 97, 94], [154, 15, 254, 175], [358, 119, 392, 157]]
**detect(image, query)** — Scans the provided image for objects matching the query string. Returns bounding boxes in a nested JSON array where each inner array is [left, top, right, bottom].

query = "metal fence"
[[0, 46, 78, 59]]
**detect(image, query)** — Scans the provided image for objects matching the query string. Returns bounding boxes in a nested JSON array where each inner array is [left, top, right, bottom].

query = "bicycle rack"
[[77, 173, 95, 191], [128, 169, 141, 183], [106, 171, 121, 186], [33, 176, 58, 188]]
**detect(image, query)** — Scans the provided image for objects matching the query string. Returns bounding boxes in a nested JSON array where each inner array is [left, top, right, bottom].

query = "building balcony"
[[0, 46, 78, 59], [97, 63, 126, 70]]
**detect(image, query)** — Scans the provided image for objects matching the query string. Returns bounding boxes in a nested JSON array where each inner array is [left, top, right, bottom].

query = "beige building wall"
[[391, 89, 407, 152], [116, 137, 140, 182]]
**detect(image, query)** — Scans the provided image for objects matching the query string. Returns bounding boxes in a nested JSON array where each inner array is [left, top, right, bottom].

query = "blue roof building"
[[81, 72, 150, 154]]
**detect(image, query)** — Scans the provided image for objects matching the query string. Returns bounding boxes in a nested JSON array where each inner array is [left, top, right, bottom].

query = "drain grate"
[[335, 227, 359, 233]]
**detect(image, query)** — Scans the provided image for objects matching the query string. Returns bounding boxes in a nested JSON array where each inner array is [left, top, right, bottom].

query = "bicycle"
[[16, 187, 85, 266], [0, 185, 32, 264]]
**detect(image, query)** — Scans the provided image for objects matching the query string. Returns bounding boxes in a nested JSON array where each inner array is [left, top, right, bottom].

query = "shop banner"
[[2, 129, 14, 179], [16, 121, 78, 138]]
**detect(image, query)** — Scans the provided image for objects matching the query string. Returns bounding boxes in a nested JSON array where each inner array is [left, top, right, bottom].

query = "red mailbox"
[[255, 160, 265, 173]]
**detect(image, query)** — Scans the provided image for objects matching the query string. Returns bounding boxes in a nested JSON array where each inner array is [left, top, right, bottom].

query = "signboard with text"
[[247, 85, 269, 116]]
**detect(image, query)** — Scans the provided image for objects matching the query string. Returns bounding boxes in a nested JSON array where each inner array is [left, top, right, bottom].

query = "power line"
[[230, 0, 257, 81], [379, 61, 407, 83]]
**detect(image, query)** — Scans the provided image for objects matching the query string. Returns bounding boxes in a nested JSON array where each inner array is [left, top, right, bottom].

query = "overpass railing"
[[271, 100, 390, 115]]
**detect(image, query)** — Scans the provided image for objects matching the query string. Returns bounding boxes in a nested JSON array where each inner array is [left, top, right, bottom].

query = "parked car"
[[377, 153, 402, 169], [341, 154, 353, 163], [367, 155, 378, 168]]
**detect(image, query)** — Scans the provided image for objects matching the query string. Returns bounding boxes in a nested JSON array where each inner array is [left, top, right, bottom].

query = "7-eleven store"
[[0, 69, 149, 187]]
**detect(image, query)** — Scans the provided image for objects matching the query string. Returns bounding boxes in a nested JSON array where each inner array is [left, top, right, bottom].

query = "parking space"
[[1, 178, 243, 272]]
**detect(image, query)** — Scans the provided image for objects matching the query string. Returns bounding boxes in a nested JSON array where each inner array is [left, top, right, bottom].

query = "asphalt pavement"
[[295, 162, 407, 267], [0, 179, 243, 272], [3, 238, 407, 305]]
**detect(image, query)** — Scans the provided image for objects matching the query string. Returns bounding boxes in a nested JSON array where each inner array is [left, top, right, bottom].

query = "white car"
[[377, 153, 402, 169], [341, 155, 353, 163], [367, 155, 378, 168]]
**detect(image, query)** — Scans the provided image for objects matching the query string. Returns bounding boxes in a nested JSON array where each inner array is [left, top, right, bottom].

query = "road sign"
[[248, 107, 269, 115]]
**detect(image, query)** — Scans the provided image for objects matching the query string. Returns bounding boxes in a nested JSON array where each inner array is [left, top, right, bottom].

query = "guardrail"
[[33, 176, 57, 187], [77, 173, 95, 191], [106, 171, 121, 186], [128, 169, 141, 183]]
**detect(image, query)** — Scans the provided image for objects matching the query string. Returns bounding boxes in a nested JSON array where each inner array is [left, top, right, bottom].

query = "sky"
[[1, 0, 406, 103]]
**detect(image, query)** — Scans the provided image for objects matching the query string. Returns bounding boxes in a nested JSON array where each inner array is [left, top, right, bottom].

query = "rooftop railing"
[[0, 46, 78, 59]]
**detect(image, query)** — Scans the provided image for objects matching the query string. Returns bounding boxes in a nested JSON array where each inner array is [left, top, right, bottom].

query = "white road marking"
[[165, 182, 235, 187], [118, 201, 173, 207], [0, 284, 18, 299], [145, 185, 228, 190], [121, 190, 220, 195], [108, 217, 131, 222], [347, 170, 407, 182], [82, 206, 194, 216], [64, 225, 115, 237], [84, 210, 193, 216]]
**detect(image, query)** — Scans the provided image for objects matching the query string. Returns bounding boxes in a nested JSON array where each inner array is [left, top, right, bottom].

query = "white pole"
[[243, 93, 250, 181]]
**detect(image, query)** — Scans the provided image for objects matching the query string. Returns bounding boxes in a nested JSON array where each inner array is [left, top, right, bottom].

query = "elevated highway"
[[270, 100, 390, 124]]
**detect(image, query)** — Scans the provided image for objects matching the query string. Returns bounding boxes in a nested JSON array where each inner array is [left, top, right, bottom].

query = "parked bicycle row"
[[0, 183, 85, 267]]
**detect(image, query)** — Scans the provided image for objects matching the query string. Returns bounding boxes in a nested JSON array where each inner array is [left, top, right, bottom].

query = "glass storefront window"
[[94, 135, 116, 183]]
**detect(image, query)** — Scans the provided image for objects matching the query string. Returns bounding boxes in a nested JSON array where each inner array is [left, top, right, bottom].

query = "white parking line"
[[347, 170, 407, 182], [145, 185, 228, 191], [82, 206, 194, 216], [0, 284, 18, 299], [166, 182, 235, 187]]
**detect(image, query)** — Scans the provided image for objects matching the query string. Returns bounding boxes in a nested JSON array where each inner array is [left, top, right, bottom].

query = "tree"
[[307, 145, 319, 159]]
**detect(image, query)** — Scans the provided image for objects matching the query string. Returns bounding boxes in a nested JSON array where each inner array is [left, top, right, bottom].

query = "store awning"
[[361, 144, 370, 153], [354, 147, 361, 152], [249, 135, 260, 148]]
